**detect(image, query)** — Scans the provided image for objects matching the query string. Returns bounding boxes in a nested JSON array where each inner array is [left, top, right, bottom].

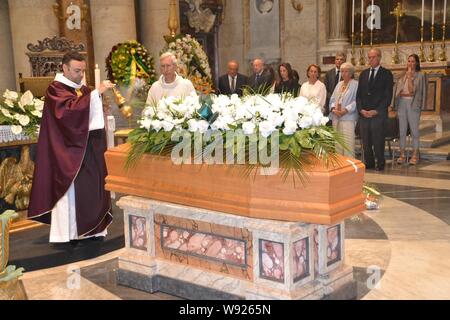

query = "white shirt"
[[369, 65, 381, 79], [146, 73, 196, 104], [299, 80, 327, 113]]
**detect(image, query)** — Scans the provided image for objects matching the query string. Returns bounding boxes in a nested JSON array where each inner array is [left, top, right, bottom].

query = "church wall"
[[283, 0, 321, 84], [0, 1, 16, 92], [8, 0, 59, 89], [217, 0, 245, 77], [90, 0, 137, 81], [137, 0, 180, 72]]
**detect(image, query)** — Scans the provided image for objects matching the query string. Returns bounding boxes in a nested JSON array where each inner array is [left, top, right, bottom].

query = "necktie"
[[369, 68, 376, 86], [334, 70, 340, 89], [255, 74, 260, 85], [231, 76, 236, 93]]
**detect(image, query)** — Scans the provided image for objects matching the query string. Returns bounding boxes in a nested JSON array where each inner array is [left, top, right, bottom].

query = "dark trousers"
[[359, 116, 386, 169]]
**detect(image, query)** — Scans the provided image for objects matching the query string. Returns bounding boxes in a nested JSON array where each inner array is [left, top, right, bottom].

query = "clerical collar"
[[54, 73, 83, 90], [160, 73, 181, 88]]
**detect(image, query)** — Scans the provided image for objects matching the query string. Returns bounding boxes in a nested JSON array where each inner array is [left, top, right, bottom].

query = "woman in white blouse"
[[329, 62, 359, 157], [299, 64, 327, 113]]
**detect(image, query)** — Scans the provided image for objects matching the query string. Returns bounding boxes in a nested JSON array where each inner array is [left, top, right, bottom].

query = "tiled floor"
[[12, 159, 450, 300]]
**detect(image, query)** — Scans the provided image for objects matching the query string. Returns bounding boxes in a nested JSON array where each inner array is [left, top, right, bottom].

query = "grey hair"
[[340, 62, 355, 76], [369, 48, 382, 58], [335, 51, 347, 60], [160, 52, 178, 65]]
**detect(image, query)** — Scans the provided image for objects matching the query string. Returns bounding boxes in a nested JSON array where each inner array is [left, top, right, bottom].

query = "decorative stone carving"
[[25, 36, 86, 77], [26, 35, 85, 53], [184, 0, 216, 33]]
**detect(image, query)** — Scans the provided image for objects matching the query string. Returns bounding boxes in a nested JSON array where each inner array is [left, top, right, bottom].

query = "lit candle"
[[444, 0, 447, 25], [371, 0, 374, 30], [431, 0, 435, 25], [352, 0, 355, 33], [94, 64, 101, 90], [421, 0, 424, 27], [361, 0, 364, 32]]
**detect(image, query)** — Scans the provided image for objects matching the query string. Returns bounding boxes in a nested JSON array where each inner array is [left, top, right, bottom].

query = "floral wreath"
[[106, 40, 157, 88], [162, 34, 214, 95]]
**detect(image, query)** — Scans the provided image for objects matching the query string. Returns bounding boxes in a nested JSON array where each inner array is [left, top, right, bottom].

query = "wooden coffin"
[[105, 143, 365, 225]]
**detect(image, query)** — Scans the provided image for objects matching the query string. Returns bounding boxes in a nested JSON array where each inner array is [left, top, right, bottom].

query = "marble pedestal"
[[116, 196, 356, 300]]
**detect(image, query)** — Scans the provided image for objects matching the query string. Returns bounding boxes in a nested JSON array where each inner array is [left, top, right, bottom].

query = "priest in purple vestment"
[[28, 51, 115, 243]]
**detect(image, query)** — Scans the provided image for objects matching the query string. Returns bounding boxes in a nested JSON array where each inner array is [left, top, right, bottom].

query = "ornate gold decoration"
[[359, 30, 365, 66], [185, 0, 217, 33], [419, 26, 426, 62], [429, 25, 436, 62], [0, 146, 34, 211], [390, 2, 404, 64], [351, 32, 356, 66], [112, 87, 133, 120], [438, 24, 447, 61], [168, 0, 179, 37], [291, 0, 303, 13]]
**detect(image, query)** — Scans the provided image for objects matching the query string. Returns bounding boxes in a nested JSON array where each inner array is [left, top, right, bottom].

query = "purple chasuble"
[[28, 81, 112, 237]]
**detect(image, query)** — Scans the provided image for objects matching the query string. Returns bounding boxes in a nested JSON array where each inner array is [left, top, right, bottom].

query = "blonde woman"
[[329, 62, 359, 157]]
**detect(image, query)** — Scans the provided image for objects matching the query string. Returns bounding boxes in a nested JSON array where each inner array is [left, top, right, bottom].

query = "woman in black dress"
[[274, 63, 300, 97]]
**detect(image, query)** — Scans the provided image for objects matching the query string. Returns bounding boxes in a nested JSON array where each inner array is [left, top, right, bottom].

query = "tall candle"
[[352, 0, 355, 33], [371, 0, 374, 30], [421, 0, 424, 27], [361, 0, 364, 32], [94, 64, 101, 89], [431, 0, 435, 25], [444, 0, 447, 24]]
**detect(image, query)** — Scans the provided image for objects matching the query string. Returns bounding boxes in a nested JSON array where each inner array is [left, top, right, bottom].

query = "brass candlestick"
[[419, 26, 426, 62], [390, 2, 404, 64], [439, 24, 447, 61], [351, 32, 356, 66], [428, 25, 436, 62], [359, 31, 365, 66]]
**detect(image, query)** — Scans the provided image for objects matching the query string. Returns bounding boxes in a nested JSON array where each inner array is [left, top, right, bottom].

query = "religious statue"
[[185, 0, 216, 33], [0, 146, 34, 211]]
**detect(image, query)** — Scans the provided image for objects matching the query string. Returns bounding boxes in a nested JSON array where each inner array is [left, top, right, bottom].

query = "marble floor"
[[11, 158, 450, 300]]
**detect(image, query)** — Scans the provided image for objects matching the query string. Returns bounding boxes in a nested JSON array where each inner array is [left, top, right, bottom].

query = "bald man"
[[248, 58, 274, 93], [217, 60, 248, 96]]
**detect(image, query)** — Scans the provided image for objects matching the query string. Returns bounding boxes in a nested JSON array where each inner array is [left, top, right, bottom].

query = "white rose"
[[162, 120, 175, 132], [197, 120, 210, 133], [31, 110, 42, 118], [18, 114, 30, 126], [282, 120, 298, 136], [140, 118, 152, 131], [151, 120, 163, 132], [1, 108, 12, 118], [33, 98, 44, 111], [259, 120, 276, 138], [11, 125, 22, 135], [187, 119, 199, 132], [242, 121, 256, 135], [3, 89, 18, 101], [298, 115, 313, 129], [4, 99, 14, 108], [19, 90, 34, 110]]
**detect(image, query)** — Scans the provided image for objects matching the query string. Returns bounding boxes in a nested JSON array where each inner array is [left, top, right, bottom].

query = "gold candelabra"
[[419, 26, 426, 62], [359, 31, 365, 66], [428, 25, 436, 62], [390, 2, 404, 64], [351, 32, 356, 66], [439, 24, 447, 61], [112, 87, 133, 125]]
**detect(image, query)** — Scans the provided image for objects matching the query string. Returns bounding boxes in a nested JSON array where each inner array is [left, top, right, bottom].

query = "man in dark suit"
[[248, 58, 274, 93], [217, 60, 248, 96], [324, 52, 347, 117], [356, 48, 394, 171]]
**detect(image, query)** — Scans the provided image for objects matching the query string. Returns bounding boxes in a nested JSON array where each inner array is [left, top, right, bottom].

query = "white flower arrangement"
[[0, 89, 43, 139], [163, 34, 214, 94], [138, 93, 328, 137]]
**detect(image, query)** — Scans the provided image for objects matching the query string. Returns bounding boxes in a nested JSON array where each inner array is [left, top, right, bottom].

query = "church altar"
[[105, 143, 365, 299]]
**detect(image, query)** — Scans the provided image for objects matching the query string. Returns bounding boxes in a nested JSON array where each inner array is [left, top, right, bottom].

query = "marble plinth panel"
[[117, 196, 354, 300]]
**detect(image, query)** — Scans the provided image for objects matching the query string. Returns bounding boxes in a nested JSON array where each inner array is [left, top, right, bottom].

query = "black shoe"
[[89, 236, 105, 242]]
